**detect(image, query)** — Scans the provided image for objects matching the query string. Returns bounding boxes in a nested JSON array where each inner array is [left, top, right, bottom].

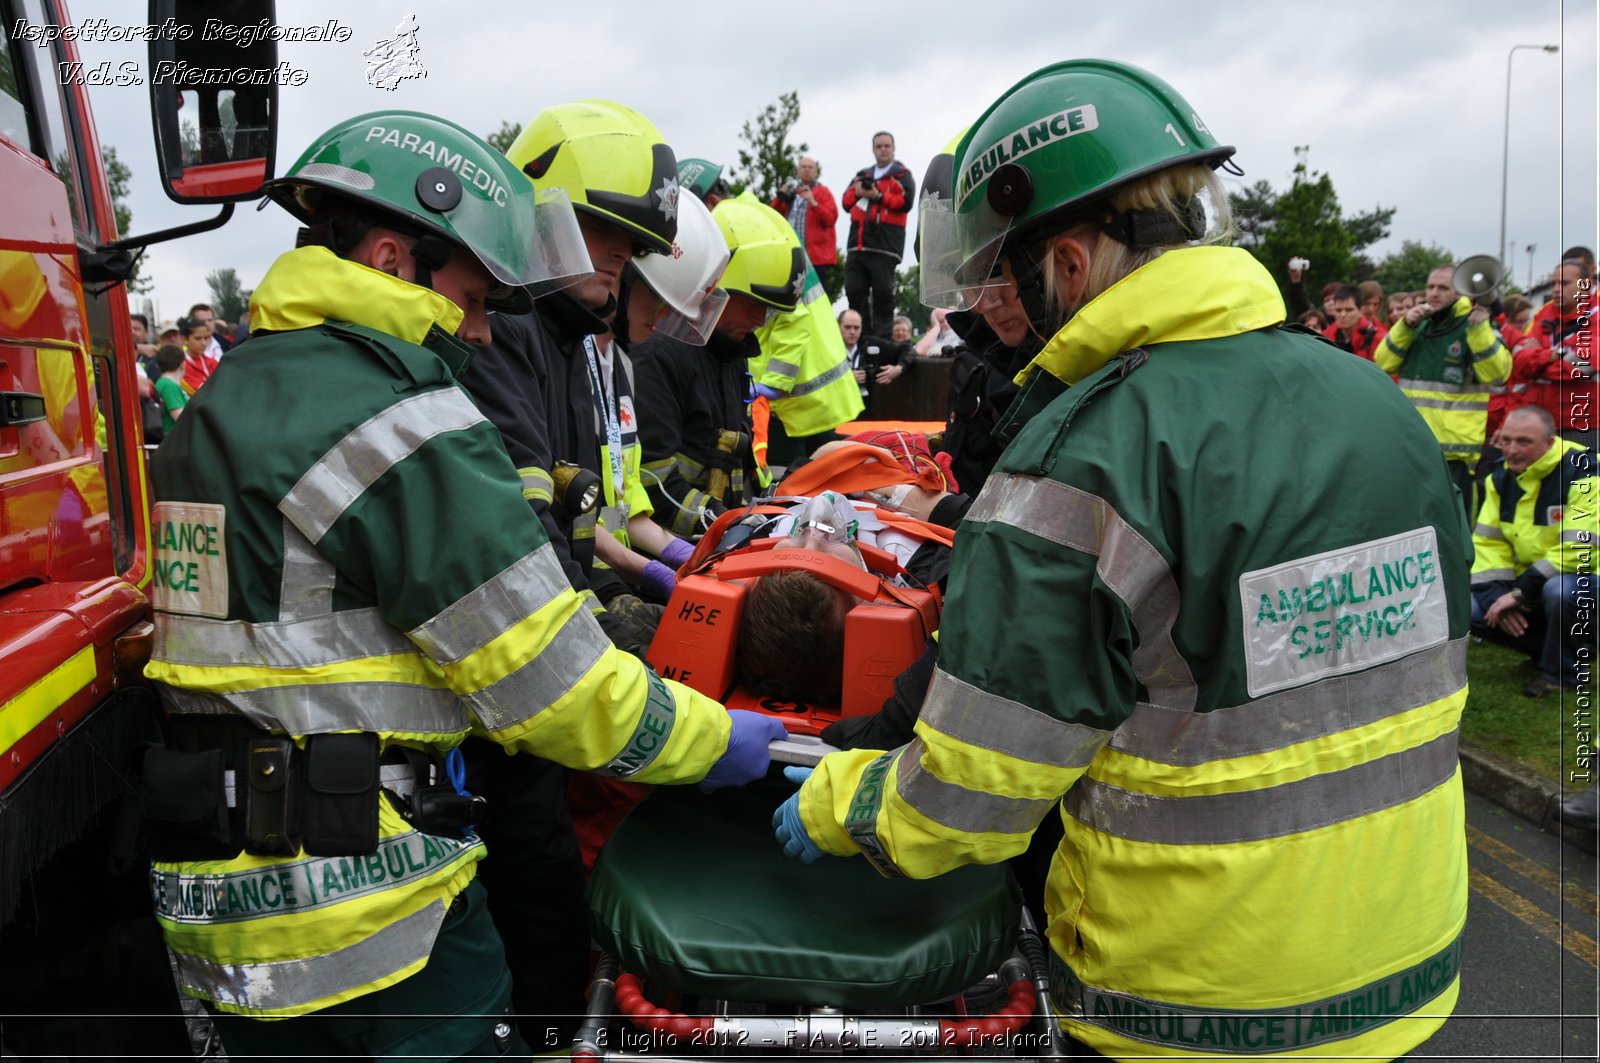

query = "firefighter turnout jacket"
[[1471, 437, 1598, 597], [635, 329, 759, 536], [145, 247, 734, 1018], [751, 259, 864, 437], [1376, 296, 1511, 465], [796, 246, 1471, 1060]]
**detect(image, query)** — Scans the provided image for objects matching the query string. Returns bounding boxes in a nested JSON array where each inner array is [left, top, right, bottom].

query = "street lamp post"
[[1526, 243, 1537, 291], [1499, 43, 1559, 268]]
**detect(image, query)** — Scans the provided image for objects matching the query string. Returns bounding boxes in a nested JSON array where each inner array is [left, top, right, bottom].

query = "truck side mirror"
[[147, 0, 280, 204]]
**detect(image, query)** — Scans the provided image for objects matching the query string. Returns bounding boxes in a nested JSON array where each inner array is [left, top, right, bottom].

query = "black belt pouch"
[[301, 732, 380, 856], [137, 744, 238, 861]]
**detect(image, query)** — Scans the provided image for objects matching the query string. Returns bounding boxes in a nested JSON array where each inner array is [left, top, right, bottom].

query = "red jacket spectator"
[[772, 159, 839, 269], [842, 160, 915, 259], [1322, 317, 1387, 362], [1508, 299, 1598, 433]]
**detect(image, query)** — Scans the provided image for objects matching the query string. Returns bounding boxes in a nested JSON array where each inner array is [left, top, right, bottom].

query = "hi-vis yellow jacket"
[[752, 259, 863, 437], [798, 247, 1471, 1061], [145, 247, 732, 1018], [1471, 436, 1597, 594], [1376, 296, 1510, 464]]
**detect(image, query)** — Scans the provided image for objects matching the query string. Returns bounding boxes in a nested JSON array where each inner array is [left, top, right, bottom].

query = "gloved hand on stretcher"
[[699, 710, 788, 793], [773, 766, 826, 862]]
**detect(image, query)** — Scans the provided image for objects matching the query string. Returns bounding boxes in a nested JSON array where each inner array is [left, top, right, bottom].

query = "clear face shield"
[[784, 492, 867, 569], [918, 195, 1015, 312], [495, 187, 594, 303], [635, 194, 733, 344]]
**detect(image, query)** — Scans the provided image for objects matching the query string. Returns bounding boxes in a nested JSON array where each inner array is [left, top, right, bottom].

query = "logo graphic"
[[654, 177, 679, 222], [365, 13, 427, 91]]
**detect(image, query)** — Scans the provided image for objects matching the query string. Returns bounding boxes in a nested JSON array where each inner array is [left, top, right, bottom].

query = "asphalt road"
[[1413, 790, 1597, 1061]]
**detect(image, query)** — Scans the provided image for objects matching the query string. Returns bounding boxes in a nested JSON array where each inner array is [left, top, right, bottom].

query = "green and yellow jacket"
[[146, 247, 732, 1018], [797, 246, 1471, 1061], [1375, 296, 1510, 463], [751, 258, 863, 437]]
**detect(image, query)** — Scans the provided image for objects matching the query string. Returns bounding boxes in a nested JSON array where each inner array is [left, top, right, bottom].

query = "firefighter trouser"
[[206, 881, 527, 1060]]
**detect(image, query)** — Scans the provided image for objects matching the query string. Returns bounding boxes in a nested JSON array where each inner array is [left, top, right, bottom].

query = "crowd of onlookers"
[[129, 303, 250, 442]]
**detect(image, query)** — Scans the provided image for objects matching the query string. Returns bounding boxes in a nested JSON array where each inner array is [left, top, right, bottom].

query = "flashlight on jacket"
[[552, 461, 601, 516]]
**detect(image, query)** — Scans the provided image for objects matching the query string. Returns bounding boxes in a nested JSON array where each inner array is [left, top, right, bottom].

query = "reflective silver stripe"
[[464, 607, 611, 734], [788, 357, 852, 398], [1397, 378, 1489, 396], [765, 357, 802, 378], [1066, 731, 1459, 844], [279, 520, 335, 621], [1111, 638, 1466, 766], [845, 750, 904, 878], [969, 475, 1196, 710], [897, 739, 1059, 835], [282, 390, 487, 544], [519, 466, 554, 503], [171, 899, 448, 1012], [1409, 395, 1490, 412], [155, 608, 415, 669], [1560, 529, 1590, 544], [1473, 522, 1506, 541], [1531, 558, 1558, 579], [408, 544, 568, 666], [801, 282, 827, 306], [158, 683, 468, 737], [1472, 567, 1516, 583], [921, 668, 1108, 768], [1441, 442, 1482, 458]]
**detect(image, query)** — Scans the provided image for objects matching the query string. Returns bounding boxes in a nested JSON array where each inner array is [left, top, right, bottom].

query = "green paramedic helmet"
[[920, 59, 1237, 310], [264, 110, 591, 311]]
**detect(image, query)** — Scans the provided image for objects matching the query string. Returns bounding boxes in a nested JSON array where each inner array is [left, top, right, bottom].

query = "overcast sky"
[[55, 0, 1599, 325]]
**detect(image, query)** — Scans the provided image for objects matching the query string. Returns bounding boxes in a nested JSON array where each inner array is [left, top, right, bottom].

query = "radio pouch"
[[243, 737, 300, 856], [136, 743, 238, 861], [301, 732, 380, 856]]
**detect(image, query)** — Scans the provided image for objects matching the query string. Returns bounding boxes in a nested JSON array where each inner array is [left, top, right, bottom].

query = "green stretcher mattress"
[[586, 783, 1020, 1010]]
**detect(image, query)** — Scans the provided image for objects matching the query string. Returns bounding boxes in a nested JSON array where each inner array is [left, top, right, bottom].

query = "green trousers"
[[209, 880, 530, 1061]]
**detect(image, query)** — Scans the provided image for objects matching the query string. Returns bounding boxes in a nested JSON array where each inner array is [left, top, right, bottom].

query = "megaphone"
[[1453, 255, 1504, 300]]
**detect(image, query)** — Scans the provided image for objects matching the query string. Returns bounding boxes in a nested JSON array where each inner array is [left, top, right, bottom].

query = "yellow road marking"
[[1468, 824, 1600, 919], [1469, 868, 1598, 969]]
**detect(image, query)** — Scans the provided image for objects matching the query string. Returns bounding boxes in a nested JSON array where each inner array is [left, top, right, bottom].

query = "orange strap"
[[751, 395, 771, 480], [777, 441, 920, 497]]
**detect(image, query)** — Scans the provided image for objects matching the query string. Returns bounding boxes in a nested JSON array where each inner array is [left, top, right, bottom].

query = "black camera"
[[779, 176, 800, 195]]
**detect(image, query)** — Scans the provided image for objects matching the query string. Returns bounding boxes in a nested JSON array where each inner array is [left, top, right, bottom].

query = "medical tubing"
[[938, 976, 1037, 1046], [613, 973, 712, 1040]]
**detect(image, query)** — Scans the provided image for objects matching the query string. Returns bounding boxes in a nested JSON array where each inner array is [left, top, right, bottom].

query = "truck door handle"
[[0, 391, 46, 427]]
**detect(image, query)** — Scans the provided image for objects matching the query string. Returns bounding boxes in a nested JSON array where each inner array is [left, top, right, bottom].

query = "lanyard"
[[583, 336, 627, 508]]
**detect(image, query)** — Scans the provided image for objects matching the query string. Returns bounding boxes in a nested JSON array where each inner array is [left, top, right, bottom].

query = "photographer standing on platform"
[[772, 155, 840, 295]]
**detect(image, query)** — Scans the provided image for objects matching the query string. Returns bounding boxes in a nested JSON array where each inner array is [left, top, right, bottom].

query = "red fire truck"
[[0, 1, 278, 1053]]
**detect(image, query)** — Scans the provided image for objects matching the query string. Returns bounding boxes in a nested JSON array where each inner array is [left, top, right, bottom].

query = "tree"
[[485, 121, 522, 155], [728, 92, 807, 204], [893, 264, 930, 333], [103, 145, 152, 293], [1373, 241, 1455, 295], [1229, 146, 1394, 297], [206, 268, 248, 323]]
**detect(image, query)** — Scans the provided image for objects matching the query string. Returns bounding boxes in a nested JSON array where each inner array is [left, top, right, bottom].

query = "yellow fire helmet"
[[712, 195, 806, 313], [506, 100, 680, 256]]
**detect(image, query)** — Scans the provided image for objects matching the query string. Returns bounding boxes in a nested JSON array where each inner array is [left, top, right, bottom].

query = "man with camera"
[[842, 131, 915, 338], [840, 307, 909, 415], [772, 155, 840, 295]]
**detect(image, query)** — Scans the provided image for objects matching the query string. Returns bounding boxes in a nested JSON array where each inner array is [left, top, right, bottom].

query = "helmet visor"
[[653, 285, 730, 345], [918, 197, 1014, 311]]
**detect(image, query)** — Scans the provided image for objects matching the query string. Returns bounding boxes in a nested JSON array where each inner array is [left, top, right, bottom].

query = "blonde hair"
[[1036, 163, 1235, 331]]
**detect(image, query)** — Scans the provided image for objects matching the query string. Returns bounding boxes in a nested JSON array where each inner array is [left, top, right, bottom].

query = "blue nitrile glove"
[[661, 537, 695, 568], [641, 560, 677, 600], [699, 710, 788, 792], [752, 382, 783, 400], [773, 766, 825, 862]]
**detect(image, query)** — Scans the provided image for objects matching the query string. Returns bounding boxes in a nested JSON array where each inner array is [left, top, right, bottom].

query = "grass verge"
[[1463, 639, 1578, 785]]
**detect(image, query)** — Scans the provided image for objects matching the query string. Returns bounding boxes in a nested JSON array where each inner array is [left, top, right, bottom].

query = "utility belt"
[[135, 714, 484, 862]]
